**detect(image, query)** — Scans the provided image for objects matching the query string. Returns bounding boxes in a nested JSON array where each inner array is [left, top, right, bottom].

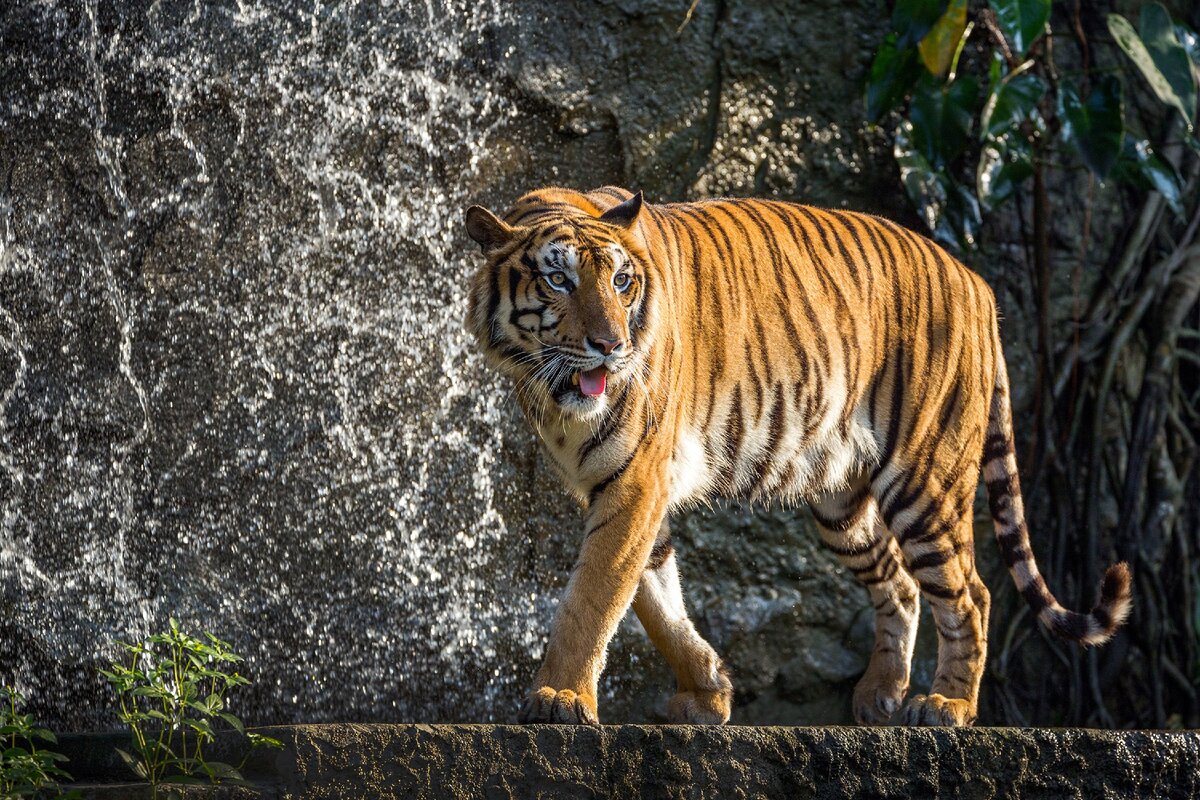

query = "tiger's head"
[[464, 191, 654, 421]]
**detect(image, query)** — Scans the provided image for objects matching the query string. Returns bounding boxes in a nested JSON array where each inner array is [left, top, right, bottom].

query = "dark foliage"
[[867, 0, 1200, 727]]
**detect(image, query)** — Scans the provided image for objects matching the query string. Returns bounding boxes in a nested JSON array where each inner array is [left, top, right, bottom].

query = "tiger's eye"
[[548, 272, 566, 287], [614, 272, 631, 291]]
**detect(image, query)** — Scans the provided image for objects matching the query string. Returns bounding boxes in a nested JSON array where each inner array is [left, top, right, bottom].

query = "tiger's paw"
[[518, 687, 599, 725], [898, 693, 976, 726], [852, 671, 908, 725], [665, 688, 732, 725]]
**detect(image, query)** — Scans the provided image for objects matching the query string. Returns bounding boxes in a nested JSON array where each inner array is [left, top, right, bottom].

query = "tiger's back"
[[465, 186, 1130, 726], [641, 196, 994, 509]]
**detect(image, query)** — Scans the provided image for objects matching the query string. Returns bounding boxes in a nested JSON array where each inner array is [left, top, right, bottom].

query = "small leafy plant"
[[0, 685, 79, 800], [865, 0, 1198, 252], [100, 619, 282, 799]]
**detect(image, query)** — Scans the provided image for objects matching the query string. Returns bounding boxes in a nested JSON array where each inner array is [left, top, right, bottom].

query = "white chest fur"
[[668, 429, 715, 507]]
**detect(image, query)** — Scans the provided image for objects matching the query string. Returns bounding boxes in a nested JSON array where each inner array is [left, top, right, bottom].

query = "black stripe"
[[588, 450, 636, 505], [1020, 580, 1050, 614], [646, 536, 674, 571], [863, 558, 901, 586], [747, 385, 787, 497], [593, 186, 630, 201], [982, 432, 1009, 464], [703, 203, 758, 308], [1051, 612, 1090, 640], [824, 531, 882, 556], [903, 515, 957, 547], [753, 202, 835, 370], [743, 339, 765, 420], [716, 385, 745, 493], [920, 581, 964, 600], [812, 492, 870, 533], [907, 548, 953, 573], [1001, 543, 1031, 567], [584, 512, 619, 538], [671, 207, 730, 324], [829, 210, 876, 298]]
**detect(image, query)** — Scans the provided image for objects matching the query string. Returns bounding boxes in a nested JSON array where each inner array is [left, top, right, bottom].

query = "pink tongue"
[[579, 367, 607, 397]]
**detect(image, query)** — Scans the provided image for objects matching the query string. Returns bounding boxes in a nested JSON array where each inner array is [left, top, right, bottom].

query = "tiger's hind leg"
[[878, 476, 990, 726], [812, 489, 920, 725], [632, 520, 732, 724]]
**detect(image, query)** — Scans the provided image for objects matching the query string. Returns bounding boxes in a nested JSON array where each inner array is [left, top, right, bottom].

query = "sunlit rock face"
[[1, 0, 911, 730]]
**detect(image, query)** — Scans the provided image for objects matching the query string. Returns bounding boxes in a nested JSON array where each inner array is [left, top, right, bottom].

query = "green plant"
[[100, 619, 282, 799], [0, 685, 79, 800], [866, 0, 1196, 253]]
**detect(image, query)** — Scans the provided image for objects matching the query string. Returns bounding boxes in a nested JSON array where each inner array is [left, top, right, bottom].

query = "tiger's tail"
[[983, 343, 1132, 645]]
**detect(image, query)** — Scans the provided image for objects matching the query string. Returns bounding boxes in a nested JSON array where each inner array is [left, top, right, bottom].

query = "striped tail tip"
[[1039, 562, 1133, 647]]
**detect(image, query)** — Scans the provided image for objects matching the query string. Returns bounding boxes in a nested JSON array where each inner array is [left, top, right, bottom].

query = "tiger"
[[463, 186, 1131, 727]]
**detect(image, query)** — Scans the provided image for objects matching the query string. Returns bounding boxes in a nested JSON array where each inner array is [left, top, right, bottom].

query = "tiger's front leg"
[[518, 453, 668, 724], [632, 519, 732, 724]]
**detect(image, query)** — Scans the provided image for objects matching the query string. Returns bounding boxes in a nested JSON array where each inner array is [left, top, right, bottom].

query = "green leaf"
[[31, 728, 56, 744], [115, 748, 147, 780], [918, 0, 967, 77], [1113, 138, 1184, 214], [988, 0, 1051, 56], [1140, 5, 1197, 128], [895, 123, 944, 227], [1177, 24, 1200, 71], [980, 70, 1045, 138], [909, 73, 979, 168], [946, 178, 981, 251], [894, 119, 979, 251], [893, 0, 951, 48], [204, 760, 244, 781], [1108, 7, 1197, 128], [217, 713, 245, 735], [247, 732, 285, 750], [184, 718, 215, 740], [1058, 77, 1124, 178], [977, 131, 1034, 210], [866, 34, 922, 122]]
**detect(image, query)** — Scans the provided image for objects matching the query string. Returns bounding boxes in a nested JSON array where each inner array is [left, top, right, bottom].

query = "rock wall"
[[0, 0, 944, 731], [57, 724, 1200, 800]]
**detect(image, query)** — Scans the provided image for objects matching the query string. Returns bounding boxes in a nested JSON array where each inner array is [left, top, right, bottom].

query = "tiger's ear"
[[598, 190, 644, 230], [465, 205, 515, 254]]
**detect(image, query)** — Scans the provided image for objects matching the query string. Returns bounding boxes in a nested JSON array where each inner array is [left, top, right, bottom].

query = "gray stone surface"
[[58, 724, 1200, 799], [1, 0, 922, 731]]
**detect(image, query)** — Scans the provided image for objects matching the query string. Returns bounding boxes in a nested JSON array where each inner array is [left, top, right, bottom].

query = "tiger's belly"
[[668, 400, 879, 509]]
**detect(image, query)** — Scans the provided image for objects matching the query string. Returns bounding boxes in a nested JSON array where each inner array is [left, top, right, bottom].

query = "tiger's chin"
[[557, 391, 609, 420]]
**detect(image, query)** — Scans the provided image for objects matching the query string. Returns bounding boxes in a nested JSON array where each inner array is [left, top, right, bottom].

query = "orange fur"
[[464, 187, 1131, 726]]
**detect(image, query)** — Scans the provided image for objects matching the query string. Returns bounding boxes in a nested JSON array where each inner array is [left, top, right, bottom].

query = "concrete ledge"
[[60, 724, 1200, 799]]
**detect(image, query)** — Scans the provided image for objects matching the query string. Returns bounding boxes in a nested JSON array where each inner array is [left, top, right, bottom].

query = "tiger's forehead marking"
[[535, 231, 627, 276], [539, 241, 579, 275], [604, 243, 628, 269]]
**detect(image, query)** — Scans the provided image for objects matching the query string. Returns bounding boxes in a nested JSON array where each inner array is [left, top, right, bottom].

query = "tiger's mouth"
[[550, 365, 611, 413], [571, 366, 608, 397]]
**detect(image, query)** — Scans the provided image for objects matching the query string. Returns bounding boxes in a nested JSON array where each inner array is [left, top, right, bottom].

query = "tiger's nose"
[[587, 336, 624, 355]]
